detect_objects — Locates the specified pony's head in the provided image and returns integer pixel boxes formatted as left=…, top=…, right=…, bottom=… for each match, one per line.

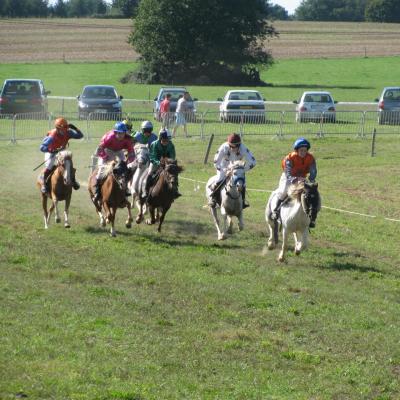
left=56, top=150, right=73, bottom=186
left=134, top=144, right=150, bottom=167
left=301, top=182, right=320, bottom=222
left=227, top=160, right=246, bottom=193
left=161, top=159, right=183, bottom=192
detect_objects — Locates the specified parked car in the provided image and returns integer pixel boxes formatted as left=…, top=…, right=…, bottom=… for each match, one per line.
left=153, top=87, right=197, bottom=122
left=375, top=87, right=400, bottom=125
left=77, top=85, right=123, bottom=119
left=218, top=90, right=266, bottom=123
left=0, top=78, right=50, bottom=115
left=294, top=91, right=337, bottom=123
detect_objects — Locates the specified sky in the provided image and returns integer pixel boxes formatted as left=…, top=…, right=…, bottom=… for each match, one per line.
left=272, top=0, right=301, bottom=15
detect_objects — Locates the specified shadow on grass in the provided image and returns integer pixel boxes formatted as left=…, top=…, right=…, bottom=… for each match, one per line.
left=320, top=261, right=382, bottom=274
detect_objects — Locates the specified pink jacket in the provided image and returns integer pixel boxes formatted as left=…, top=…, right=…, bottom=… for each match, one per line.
left=98, top=130, right=134, bottom=162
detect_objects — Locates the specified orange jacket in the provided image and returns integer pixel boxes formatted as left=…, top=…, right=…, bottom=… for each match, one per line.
left=281, top=151, right=316, bottom=179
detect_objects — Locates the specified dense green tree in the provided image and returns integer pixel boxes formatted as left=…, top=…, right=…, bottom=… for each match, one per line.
left=365, top=0, right=400, bottom=22
left=268, top=3, right=289, bottom=20
left=51, top=0, right=68, bottom=17
left=296, top=0, right=367, bottom=21
left=128, top=0, right=277, bottom=84
left=112, top=0, right=139, bottom=17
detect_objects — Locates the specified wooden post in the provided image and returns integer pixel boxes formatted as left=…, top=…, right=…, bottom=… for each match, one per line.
left=204, top=133, right=214, bottom=164
left=371, top=128, right=376, bottom=157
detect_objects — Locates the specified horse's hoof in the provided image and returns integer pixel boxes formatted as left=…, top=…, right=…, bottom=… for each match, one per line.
left=278, top=255, right=285, bottom=262
left=135, top=216, right=143, bottom=224
left=267, top=242, right=275, bottom=250
left=64, top=223, right=71, bottom=229
left=55, top=218, right=61, bottom=223
left=218, top=234, right=226, bottom=241
left=110, top=232, right=116, bottom=237
left=126, top=222, right=132, bottom=229
left=295, top=249, right=301, bottom=255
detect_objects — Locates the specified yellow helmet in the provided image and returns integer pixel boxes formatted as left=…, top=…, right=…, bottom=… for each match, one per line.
left=123, top=118, right=132, bottom=131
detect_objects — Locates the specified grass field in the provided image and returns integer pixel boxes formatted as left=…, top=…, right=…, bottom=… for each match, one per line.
left=1, top=17, right=400, bottom=400
left=1, top=135, right=400, bottom=399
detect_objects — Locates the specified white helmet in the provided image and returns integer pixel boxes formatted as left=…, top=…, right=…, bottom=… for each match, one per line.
left=141, top=120, right=153, bottom=130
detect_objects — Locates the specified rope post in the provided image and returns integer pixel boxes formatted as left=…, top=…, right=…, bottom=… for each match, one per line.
left=11, top=115, right=16, bottom=144
left=203, top=133, right=214, bottom=164
left=371, top=128, right=376, bottom=157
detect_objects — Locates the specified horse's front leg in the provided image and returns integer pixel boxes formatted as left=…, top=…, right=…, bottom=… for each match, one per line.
left=64, top=195, right=71, bottom=228
left=41, top=194, right=50, bottom=229
left=157, top=206, right=169, bottom=233
left=237, top=211, right=244, bottom=232
left=294, top=230, right=309, bottom=255
left=136, top=199, right=144, bottom=224
left=108, top=207, right=117, bottom=237
left=125, top=200, right=133, bottom=229
left=220, top=207, right=229, bottom=240
left=52, top=198, right=61, bottom=223
left=210, top=206, right=224, bottom=240
left=267, top=220, right=279, bottom=250
left=278, top=228, right=289, bottom=262
left=145, top=205, right=156, bottom=225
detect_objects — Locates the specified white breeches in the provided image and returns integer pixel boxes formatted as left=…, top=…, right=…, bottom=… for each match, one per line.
left=44, top=153, right=57, bottom=170
left=277, top=172, right=290, bottom=200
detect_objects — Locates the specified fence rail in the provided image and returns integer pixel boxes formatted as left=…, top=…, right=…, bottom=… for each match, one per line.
left=1, top=110, right=400, bottom=142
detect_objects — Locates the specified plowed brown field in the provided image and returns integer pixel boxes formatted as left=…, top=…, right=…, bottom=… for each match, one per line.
left=1, top=18, right=400, bottom=63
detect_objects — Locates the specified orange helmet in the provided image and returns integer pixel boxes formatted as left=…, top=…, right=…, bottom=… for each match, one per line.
left=55, top=117, right=68, bottom=131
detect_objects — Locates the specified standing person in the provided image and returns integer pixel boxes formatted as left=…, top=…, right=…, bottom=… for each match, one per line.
left=141, top=129, right=180, bottom=200
left=271, top=137, right=318, bottom=227
left=92, top=121, right=135, bottom=201
left=172, top=91, right=191, bottom=138
left=159, top=93, right=172, bottom=129
left=39, top=117, right=83, bottom=194
left=209, top=133, right=256, bottom=208
left=132, top=120, right=158, bottom=147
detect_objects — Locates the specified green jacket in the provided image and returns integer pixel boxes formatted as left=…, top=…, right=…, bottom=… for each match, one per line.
left=149, top=140, right=176, bottom=166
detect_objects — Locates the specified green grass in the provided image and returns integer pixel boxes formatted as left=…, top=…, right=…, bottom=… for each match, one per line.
left=1, top=136, right=400, bottom=399
left=1, top=56, right=400, bottom=102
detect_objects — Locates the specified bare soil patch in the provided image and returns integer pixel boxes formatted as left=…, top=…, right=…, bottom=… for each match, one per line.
left=1, top=19, right=400, bottom=63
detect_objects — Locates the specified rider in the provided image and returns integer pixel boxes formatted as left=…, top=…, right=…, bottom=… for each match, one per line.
left=39, top=117, right=83, bottom=194
left=209, top=133, right=256, bottom=208
left=132, top=120, right=158, bottom=147
left=92, top=121, right=135, bottom=201
left=141, top=129, right=180, bottom=201
left=271, top=137, right=318, bottom=227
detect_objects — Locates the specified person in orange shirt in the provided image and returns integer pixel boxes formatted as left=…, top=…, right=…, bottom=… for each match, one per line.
left=271, top=137, right=318, bottom=227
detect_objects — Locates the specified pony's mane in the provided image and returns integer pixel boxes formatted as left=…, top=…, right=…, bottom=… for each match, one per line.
left=287, top=181, right=305, bottom=199
left=57, top=150, right=72, bottom=162
left=230, top=160, right=246, bottom=169
left=98, top=161, right=115, bottom=180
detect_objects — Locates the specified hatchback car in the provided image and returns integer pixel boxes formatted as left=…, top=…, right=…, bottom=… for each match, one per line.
left=77, top=85, right=123, bottom=119
left=153, top=87, right=197, bottom=121
left=0, top=79, right=50, bottom=115
left=218, top=90, right=265, bottom=123
left=294, top=91, right=337, bottom=123
left=375, top=87, right=400, bottom=125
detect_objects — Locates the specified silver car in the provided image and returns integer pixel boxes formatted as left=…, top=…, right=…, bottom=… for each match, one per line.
left=375, top=87, right=400, bottom=125
left=294, top=91, right=337, bottom=123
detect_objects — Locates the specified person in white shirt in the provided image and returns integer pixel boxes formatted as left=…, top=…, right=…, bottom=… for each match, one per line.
left=172, top=91, right=191, bottom=137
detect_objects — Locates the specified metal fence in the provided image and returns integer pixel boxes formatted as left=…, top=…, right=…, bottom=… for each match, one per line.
left=1, top=110, right=400, bottom=143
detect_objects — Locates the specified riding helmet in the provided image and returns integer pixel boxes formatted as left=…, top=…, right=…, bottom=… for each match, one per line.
left=159, top=128, right=171, bottom=138
left=122, top=118, right=133, bottom=131
left=293, top=137, right=311, bottom=150
left=55, top=117, right=68, bottom=131
left=159, top=130, right=169, bottom=140
left=141, top=120, right=153, bottom=131
left=114, top=121, right=128, bottom=133
left=227, top=133, right=241, bottom=145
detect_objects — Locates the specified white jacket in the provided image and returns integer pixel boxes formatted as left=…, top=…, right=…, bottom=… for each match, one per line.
left=213, top=142, right=256, bottom=172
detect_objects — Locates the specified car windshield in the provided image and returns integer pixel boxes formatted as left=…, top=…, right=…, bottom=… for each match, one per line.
left=162, top=91, right=192, bottom=102
left=82, top=87, right=117, bottom=99
left=4, top=81, right=40, bottom=96
left=304, top=94, right=332, bottom=103
left=383, top=89, right=400, bottom=101
left=229, top=92, right=262, bottom=101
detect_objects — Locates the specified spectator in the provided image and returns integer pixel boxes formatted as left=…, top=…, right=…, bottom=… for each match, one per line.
left=172, top=91, right=191, bottom=138
left=159, top=93, right=172, bottom=129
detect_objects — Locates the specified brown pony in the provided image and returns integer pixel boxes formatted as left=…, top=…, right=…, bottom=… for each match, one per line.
left=88, top=160, right=133, bottom=237
left=136, top=158, right=183, bottom=232
left=37, top=150, right=75, bottom=229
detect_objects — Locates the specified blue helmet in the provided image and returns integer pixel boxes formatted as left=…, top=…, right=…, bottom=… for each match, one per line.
left=293, top=137, right=311, bottom=150
left=114, top=121, right=127, bottom=133
left=159, top=130, right=169, bottom=140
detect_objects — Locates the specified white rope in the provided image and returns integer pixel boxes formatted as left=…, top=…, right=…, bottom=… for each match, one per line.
left=179, top=176, right=399, bottom=223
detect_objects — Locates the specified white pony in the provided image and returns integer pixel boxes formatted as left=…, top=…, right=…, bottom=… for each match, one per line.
left=265, top=181, right=321, bottom=262
left=206, top=160, right=246, bottom=240
left=128, top=143, right=150, bottom=222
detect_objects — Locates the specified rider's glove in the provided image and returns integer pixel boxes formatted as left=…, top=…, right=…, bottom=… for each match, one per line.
left=68, top=123, right=78, bottom=131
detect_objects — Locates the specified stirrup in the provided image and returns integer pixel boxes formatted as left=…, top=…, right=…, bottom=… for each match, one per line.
left=40, top=184, right=47, bottom=194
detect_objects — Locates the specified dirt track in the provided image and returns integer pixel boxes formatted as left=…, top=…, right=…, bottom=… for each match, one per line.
left=1, top=18, right=400, bottom=63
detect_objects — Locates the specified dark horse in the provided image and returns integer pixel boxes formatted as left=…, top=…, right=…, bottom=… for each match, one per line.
left=136, top=158, right=183, bottom=232
left=37, top=150, right=76, bottom=229
left=88, top=160, right=133, bottom=237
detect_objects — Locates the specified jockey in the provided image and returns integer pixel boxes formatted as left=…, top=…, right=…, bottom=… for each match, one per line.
left=209, top=133, right=256, bottom=208
left=271, top=137, right=318, bottom=227
left=132, top=120, right=158, bottom=147
left=39, top=117, right=83, bottom=194
left=92, top=121, right=135, bottom=201
left=141, top=129, right=180, bottom=200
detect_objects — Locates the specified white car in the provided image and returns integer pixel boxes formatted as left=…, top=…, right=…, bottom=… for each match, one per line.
left=218, top=90, right=266, bottom=123
left=294, top=91, right=337, bottom=123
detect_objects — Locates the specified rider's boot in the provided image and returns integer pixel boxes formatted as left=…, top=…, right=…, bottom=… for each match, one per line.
left=242, top=187, right=249, bottom=209
left=141, top=174, right=152, bottom=201
left=72, top=168, right=80, bottom=190
left=40, top=169, right=51, bottom=194
left=92, top=179, right=102, bottom=202
left=208, top=182, right=221, bottom=208
left=271, top=198, right=284, bottom=221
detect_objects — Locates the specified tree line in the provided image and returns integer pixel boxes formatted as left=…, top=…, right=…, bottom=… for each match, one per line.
left=1, top=0, right=399, bottom=22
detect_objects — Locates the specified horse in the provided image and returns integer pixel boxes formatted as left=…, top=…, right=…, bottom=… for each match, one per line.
left=88, top=160, right=133, bottom=237
left=265, top=181, right=321, bottom=262
left=206, top=160, right=246, bottom=241
left=128, top=143, right=150, bottom=216
left=135, top=158, right=183, bottom=232
left=37, top=150, right=76, bottom=229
